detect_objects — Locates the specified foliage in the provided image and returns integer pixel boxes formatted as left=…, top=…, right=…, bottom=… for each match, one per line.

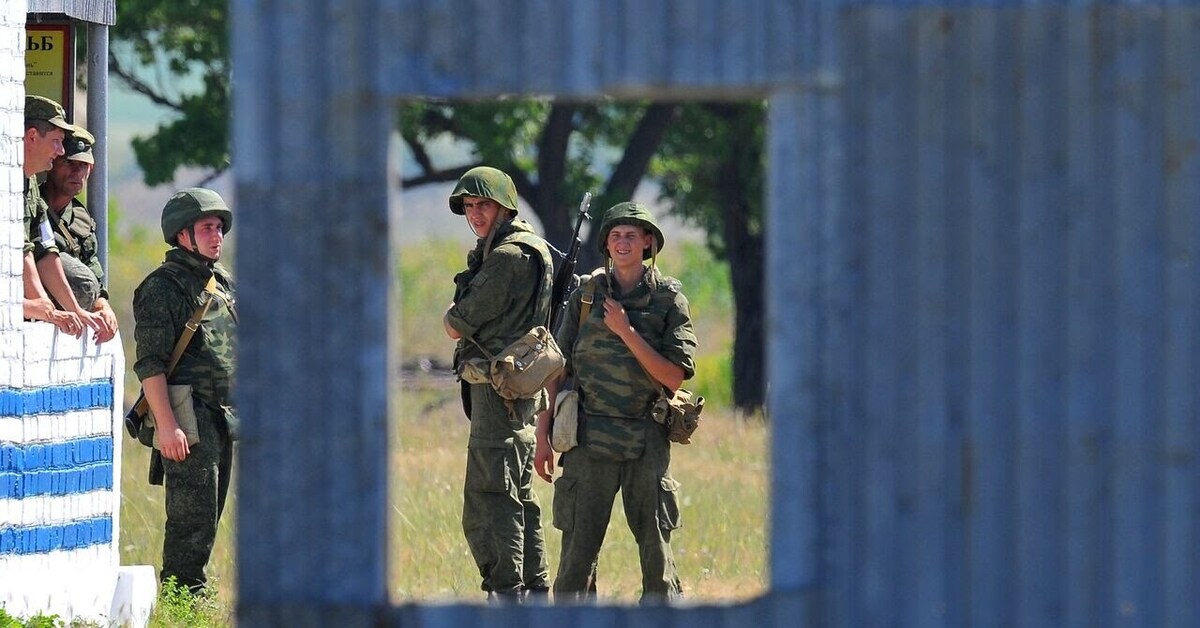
left=0, top=607, right=102, bottom=627
left=653, top=102, right=767, bottom=411
left=653, top=103, right=766, bottom=261
left=398, top=99, right=678, bottom=272
left=110, top=0, right=230, bottom=184
left=402, top=100, right=767, bottom=410
left=149, top=578, right=230, bottom=628
left=395, top=240, right=465, bottom=362
left=108, top=0, right=767, bottom=409
left=691, top=353, right=733, bottom=410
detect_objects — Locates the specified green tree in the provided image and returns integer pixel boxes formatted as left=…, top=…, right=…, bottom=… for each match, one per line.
left=110, top=0, right=230, bottom=185
left=654, top=103, right=766, bottom=411
left=399, top=100, right=678, bottom=271
left=401, top=100, right=766, bottom=411
left=109, top=0, right=767, bottom=410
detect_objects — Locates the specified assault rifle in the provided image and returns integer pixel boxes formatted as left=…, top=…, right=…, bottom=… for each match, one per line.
left=548, top=192, right=591, bottom=332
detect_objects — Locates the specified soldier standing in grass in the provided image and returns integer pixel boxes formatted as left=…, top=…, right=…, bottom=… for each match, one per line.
left=534, top=202, right=698, bottom=602
left=442, top=166, right=552, bottom=602
left=133, top=188, right=238, bottom=595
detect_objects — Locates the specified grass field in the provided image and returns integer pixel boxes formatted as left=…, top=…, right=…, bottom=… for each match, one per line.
left=388, top=383, right=768, bottom=603
left=113, top=236, right=767, bottom=625
left=119, top=403, right=767, bottom=611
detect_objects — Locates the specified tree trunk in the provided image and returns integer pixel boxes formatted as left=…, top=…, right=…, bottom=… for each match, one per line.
left=534, top=104, right=578, bottom=247
left=577, top=103, right=681, bottom=272
left=724, top=208, right=765, bottom=413
left=715, top=147, right=766, bottom=413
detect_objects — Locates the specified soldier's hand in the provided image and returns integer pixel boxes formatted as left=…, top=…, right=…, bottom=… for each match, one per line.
left=534, top=436, right=556, bottom=483
left=49, top=309, right=84, bottom=338
left=76, top=308, right=108, bottom=336
left=601, top=297, right=632, bottom=338
left=159, top=427, right=191, bottom=462
left=91, top=299, right=118, bottom=344
left=443, top=305, right=462, bottom=340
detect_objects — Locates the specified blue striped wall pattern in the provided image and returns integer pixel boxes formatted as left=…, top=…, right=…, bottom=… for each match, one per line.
left=0, top=385, right=116, bottom=542
left=0, top=289, right=148, bottom=622
left=0, top=328, right=129, bottom=607
left=233, top=1, right=1198, bottom=625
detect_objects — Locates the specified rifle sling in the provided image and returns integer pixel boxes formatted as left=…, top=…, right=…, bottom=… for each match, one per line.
left=133, top=275, right=220, bottom=415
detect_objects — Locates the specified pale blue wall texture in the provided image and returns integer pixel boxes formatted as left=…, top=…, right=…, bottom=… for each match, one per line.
left=232, top=1, right=1199, bottom=626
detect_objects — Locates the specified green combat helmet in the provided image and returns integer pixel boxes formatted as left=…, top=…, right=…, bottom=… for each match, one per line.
left=597, top=202, right=665, bottom=260
left=449, top=166, right=519, bottom=215
left=161, top=187, right=233, bottom=245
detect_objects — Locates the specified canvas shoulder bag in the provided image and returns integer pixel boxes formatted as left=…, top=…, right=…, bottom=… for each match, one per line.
left=124, top=274, right=221, bottom=446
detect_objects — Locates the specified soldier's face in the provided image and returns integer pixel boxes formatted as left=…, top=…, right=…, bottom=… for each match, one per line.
left=26, top=127, right=65, bottom=174
left=48, top=157, right=92, bottom=197
left=606, top=225, right=652, bottom=265
left=180, top=215, right=225, bottom=260
left=461, top=196, right=504, bottom=238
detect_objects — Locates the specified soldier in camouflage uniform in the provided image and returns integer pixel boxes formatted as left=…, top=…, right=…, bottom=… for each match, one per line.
left=133, top=188, right=238, bottom=594
left=534, top=202, right=697, bottom=602
left=442, top=166, right=552, bottom=601
left=38, top=124, right=119, bottom=344
left=21, top=95, right=95, bottom=337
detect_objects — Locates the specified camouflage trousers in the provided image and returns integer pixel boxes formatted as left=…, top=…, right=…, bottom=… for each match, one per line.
left=552, top=416, right=683, bottom=602
left=462, top=383, right=550, bottom=599
left=160, top=403, right=233, bottom=593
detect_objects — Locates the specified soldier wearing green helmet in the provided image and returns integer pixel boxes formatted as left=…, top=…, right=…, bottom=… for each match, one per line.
left=534, top=201, right=697, bottom=602
left=443, top=166, right=553, bottom=601
left=133, top=187, right=239, bottom=595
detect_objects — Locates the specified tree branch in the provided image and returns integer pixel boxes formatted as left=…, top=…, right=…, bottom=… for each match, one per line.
left=400, top=164, right=480, bottom=189
left=402, top=131, right=435, bottom=175
left=108, top=52, right=182, bottom=111
left=194, top=167, right=228, bottom=187
left=603, top=103, right=680, bottom=200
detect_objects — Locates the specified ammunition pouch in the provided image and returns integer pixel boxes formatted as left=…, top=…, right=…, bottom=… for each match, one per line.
left=461, top=326, right=566, bottom=400
left=651, top=388, right=705, bottom=445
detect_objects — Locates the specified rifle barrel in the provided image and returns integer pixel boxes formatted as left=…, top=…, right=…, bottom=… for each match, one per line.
left=548, top=192, right=593, bottom=331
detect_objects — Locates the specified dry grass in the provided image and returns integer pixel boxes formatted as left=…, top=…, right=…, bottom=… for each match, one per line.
left=387, top=382, right=769, bottom=604
left=119, top=384, right=767, bottom=613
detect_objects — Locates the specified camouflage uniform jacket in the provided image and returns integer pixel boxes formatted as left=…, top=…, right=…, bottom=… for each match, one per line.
left=38, top=191, right=107, bottom=299
left=133, top=249, right=238, bottom=411
left=447, top=218, right=553, bottom=366
left=23, top=176, right=58, bottom=257
left=556, top=266, right=697, bottom=419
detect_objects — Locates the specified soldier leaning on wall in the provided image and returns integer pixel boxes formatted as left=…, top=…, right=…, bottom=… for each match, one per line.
left=21, top=95, right=111, bottom=340
left=133, top=188, right=239, bottom=596
left=37, top=123, right=119, bottom=344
